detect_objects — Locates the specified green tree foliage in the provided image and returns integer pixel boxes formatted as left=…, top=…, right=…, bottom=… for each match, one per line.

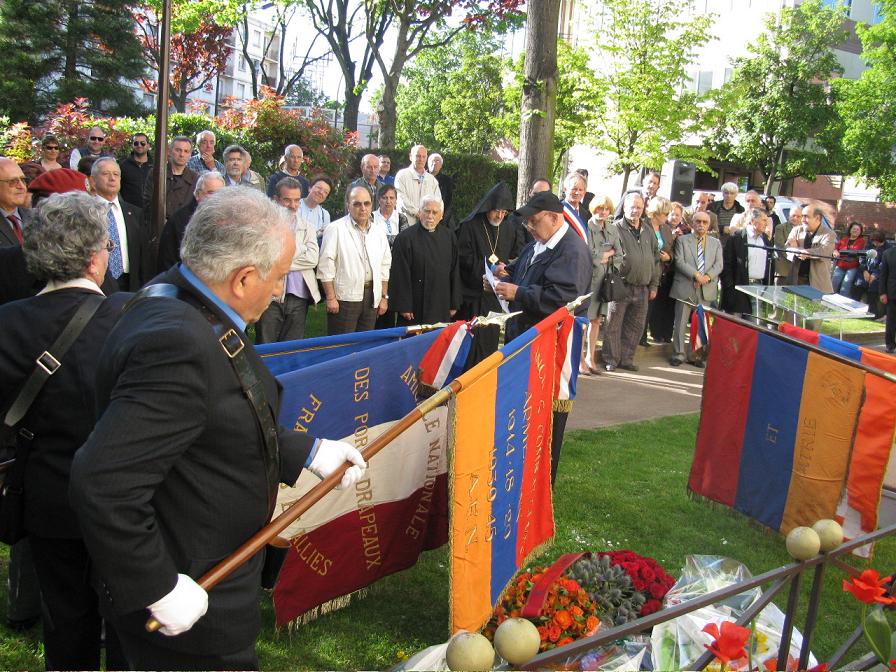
left=0, top=0, right=147, bottom=122
left=587, top=0, right=712, bottom=192
left=707, top=0, right=848, bottom=193
left=837, top=1, right=896, bottom=200
left=393, top=31, right=507, bottom=154
left=502, top=39, right=605, bottom=177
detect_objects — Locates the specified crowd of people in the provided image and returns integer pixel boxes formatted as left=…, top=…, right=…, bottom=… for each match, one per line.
left=2, top=127, right=896, bottom=670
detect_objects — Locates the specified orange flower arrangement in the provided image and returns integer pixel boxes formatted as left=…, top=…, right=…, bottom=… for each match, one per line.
left=483, top=567, right=601, bottom=652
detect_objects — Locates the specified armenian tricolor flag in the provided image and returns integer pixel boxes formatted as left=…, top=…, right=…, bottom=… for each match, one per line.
left=687, top=312, right=895, bottom=534
left=449, top=307, right=575, bottom=633
left=778, top=322, right=896, bottom=540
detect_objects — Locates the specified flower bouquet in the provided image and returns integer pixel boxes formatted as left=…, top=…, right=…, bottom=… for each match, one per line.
left=596, top=550, right=676, bottom=617
left=482, top=566, right=601, bottom=652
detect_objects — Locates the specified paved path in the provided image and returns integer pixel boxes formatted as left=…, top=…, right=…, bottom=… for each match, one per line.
left=568, top=330, right=889, bottom=432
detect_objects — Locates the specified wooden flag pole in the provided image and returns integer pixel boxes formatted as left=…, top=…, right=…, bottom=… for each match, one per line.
left=146, top=379, right=462, bottom=632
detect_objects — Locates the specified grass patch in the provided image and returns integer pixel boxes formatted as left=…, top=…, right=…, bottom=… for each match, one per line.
left=1, top=416, right=888, bottom=669
left=821, top=316, right=884, bottom=335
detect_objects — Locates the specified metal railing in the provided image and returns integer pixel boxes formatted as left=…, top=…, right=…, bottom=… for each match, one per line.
left=522, top=522, right=896, bottom=670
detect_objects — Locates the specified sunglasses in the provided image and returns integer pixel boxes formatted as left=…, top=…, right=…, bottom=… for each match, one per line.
left=89, top=136, right=106, bottom=142
left=133, top=140, right=147, bottom=146
left=43, top=145, right=60, bottom=150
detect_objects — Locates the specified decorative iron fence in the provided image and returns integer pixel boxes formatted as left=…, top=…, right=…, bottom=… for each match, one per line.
left=522, top=523, right=896, bottom=670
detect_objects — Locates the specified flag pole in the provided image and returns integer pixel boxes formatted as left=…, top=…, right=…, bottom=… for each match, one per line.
left=145, top=378, right=464, bottom=632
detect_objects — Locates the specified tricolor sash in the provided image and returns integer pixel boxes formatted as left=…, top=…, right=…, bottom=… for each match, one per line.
left=562, top=200, right=588, bottom=241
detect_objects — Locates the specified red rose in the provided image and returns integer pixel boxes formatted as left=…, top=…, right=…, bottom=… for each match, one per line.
left=650, top=582, right=667, bottom=599
left=641, top=599, right=662, bottom=615
left=639, top=566, right=656, bottom=583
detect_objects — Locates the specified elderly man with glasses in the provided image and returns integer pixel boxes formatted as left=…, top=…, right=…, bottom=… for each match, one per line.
left=68, top=126, right=112, bottom=170
left=0, top=158, right=29, bottom=247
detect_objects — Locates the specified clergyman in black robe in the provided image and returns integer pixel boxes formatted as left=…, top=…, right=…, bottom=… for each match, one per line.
left=456, top=182, right=526, bottom=365
left=389, top=196, right=461, bottom=326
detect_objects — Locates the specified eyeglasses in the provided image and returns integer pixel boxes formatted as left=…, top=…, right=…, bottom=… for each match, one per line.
left=89, top=136, right=106, bottom=142
left=43, top=145, right=60, bottom=151
left=133, top=140, right=147, bottom=146
left=0, top=176, right=26, bottom=187
left=105, top=240, right=117, bottom=252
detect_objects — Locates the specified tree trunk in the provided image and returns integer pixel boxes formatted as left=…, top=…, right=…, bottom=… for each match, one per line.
left=620, top=167, right=632, bottom=195
left=517, top=0, right=561, bottom=206
left=342, top=87, right=361, bottom=134
left=377, top=71, right=400, bottom=149
left=170, top=88, right=187, bottom=113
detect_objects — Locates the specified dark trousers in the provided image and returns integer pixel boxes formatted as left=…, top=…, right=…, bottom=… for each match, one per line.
left=886, top=300, right=896, bottom=351
left=647, top=273, right=675, bottom=341
left=29, top=534, right=127, bottom=671
left=6, top=537, right=41, bottom=623
left=115, top=629, right=258, bottom=671
left=603, top=285, right=649, bottom=367
left=327, top=284, right=377, bottom=335
left=255, top=295, right=310, bottom=344
left=550, top=410, right=569, bottom=485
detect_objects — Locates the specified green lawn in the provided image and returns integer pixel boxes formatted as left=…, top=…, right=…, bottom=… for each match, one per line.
left=1, top=414, right=888, bottom=670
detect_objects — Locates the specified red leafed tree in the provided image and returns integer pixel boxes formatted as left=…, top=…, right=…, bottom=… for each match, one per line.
left=135, top=7, right=233, bottom=112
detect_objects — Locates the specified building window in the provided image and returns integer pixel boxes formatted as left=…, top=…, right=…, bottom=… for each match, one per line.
left=237, top=83, right=247, bottom=99
left=238, top=56, right=248, bottom=72
left=724, top=67, right=733, bottom=84
left=697, top=70, right=714, bottom=94
left=873, top=2, right=884, bottom=23
left=252, top=29, right=262, bottom=48
left=821, top=0, right=851, bottom=8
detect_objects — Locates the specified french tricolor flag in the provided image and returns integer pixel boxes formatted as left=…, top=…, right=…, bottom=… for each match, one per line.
left=555, top=315, right=587, bottom=401
left=419, top=321, right=473, bottom=389
left=562, top=201, right=588, bottom=241
left=689, top=304, right=711, bottom=352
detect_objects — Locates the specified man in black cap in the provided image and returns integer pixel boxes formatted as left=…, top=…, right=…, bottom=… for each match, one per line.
left=457, top=182, right=527, bottom=365
left=494, top=190, right=591, bottom=341
left=492, top=190, right=591, bottom=484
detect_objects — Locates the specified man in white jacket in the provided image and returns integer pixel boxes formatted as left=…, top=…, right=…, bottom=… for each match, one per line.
left=255, top=177, right=320, bottom=343
left=394, top=144, right=441, bottom=227
left=317, top=185, right=391, bottom=334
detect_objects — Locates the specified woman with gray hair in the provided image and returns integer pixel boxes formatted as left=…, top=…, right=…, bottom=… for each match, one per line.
left=0, top=191, right=129, bottom=669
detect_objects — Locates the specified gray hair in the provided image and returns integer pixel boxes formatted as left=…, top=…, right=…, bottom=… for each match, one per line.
left=419, top=195, right=444, bottom=212
left=23, top=192, right=107, bottom=282
left=90, top=156, right=119, bottom=178
left=284, top=144, right=302, bottom=157
left=721, top=182, right=739, bottom=194
left=194, top=170, right=224, bottom=196
left=624, top=191, right=645, bottom=207
left=196, top=130, right=216, bottom=145
left=563, top=171, right=586, bottom=189
left=223, top=144, right=249, bottom=161
left=748, top=207, right=766, bottom=223
left=181, top=186, right=290, bottom=284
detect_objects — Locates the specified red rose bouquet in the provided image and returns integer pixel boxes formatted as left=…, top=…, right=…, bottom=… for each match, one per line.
left=598, top=550, right=676, bottom=616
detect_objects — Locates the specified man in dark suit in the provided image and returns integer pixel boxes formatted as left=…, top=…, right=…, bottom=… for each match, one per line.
left=0, top=158, right=29, bottom=247
left=721, top=207, right=772, bottom=317
left=90, top=157, right=153, bottom=291
left=494, top=191, right=591, bottom=484
left=877, top=244, right=896, bottom=353
left=156, top=170, right=225, bottom=273
left=69, top=187, right=367, bottom=670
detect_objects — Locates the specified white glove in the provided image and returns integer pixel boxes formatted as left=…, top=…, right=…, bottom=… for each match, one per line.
left=148, top=573, right=209, bottom=636
left=309, top=439, right=367, bottom=489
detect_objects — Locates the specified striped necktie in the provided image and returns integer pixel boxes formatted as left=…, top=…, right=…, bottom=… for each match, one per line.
left=696, top=237, right=705, bottom=274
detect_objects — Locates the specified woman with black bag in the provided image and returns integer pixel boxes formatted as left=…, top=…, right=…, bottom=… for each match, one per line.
left=583, top=195, right=623, bottom=374
left=0, top=192, right=129, bottom=669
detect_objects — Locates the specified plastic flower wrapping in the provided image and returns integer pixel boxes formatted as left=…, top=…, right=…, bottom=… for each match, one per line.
left=651, top=555, right=817, bottom=671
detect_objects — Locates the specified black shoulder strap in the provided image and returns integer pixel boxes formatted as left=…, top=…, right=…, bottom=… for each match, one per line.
left=125, top=283, right=280, bottom=487
left=3, top=293, right=104, bottom=431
